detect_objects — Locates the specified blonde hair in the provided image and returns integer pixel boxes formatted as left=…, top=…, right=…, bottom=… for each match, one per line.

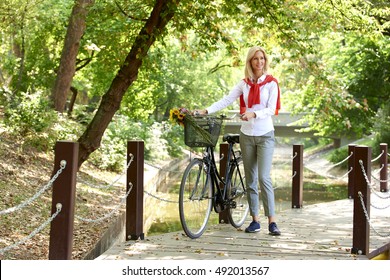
left=244, top=46, right=270, bottom=80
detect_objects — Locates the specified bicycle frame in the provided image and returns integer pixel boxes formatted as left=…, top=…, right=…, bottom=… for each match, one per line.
left=201, top=140, right=245, bottom=211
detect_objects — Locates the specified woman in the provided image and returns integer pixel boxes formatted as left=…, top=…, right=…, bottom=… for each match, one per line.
left=194, top=46, right=281, bottom=235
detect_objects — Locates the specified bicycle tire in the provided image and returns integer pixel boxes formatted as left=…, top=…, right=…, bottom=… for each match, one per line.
left=227, top=156, right=249, bottom=228
left=179, top=158, right=213, bottom=239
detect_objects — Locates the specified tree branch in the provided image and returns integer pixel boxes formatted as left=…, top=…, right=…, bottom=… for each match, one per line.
left=75, top=51, right=95, bottom=71
left=114, top=0, right=147, bottom=21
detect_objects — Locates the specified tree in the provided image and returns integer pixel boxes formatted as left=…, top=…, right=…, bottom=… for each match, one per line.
left=51, top=0, right=95, bottom=112
left=2, top=0, right=388, bottom=167
left=278, top=0, right=390, bottom=139
left=77, top=0, right=180, bottom=167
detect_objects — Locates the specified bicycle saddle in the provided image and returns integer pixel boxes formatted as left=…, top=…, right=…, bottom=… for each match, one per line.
left=223, top=134, right=240, bottom=144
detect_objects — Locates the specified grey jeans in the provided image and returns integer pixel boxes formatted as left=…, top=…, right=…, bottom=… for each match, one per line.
left=240, top=131, right=276, bottom=217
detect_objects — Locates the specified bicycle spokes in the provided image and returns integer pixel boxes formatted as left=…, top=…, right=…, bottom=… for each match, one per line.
left=179, top=159, right=212, bottom=239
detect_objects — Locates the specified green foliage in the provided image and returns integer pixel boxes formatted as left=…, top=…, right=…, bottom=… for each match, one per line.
left=0, top=0, right=73, bottom=92
left=1, top=88, right=84, bottom=151
left=4, top=90, right=57, bottom=136
left=1, top=0, right=389, bottom=166
left=373, top=102, right=390, bottom=156
left=88, top=114, right=182, bottom=172
left=327, top=146, right=349, bottom=169
left=284, top=31, right=388, bottom=139
left=161, top=122, right=185, bottom=158
left=89, top=115, right=147, bottom=171
left=121, top=35, right=242, bottom=124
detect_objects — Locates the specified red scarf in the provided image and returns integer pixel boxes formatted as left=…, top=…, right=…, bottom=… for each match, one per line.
left=240, top=75, right=281, bottom=115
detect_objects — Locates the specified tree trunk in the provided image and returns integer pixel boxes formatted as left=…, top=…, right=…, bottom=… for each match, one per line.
left=51, top=0, right=95, bottom=112
left=77, top=0, right=180, bottom=168
left=68, top=86, right=78, bottom=116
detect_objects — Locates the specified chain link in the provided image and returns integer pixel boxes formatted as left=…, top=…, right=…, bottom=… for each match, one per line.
left=274, top=152, right=297, bottom=167
left=357, top=192, right=390, bottom=238
left=359, top=160, right=390, bottom=199
left=372, top=175, right=389, bottom=184
left=292, top=152, right=298, bottom=160
left=371, top=164, right=389, bottom=183
left=75, top=183, right=133, bottom=223
left=0, top=160, right=67, bottom=215
left=371, top=150, right=384, bottom=163
left=0, top=203, right=62, bottom=254
left=145, top=161, right=184, bottom=174
left=143, top=190, right=179, bottom=203
left=77, top=154, right=134, bottom=189
left=291, top=171, right=297, bottom=179
left=328, top=151, right=353, bottom=169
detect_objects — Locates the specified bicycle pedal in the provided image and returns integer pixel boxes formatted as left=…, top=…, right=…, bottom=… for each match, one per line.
left=229, top=201, right=237, bottom=208
left=214, top=203, right=225, bottom=213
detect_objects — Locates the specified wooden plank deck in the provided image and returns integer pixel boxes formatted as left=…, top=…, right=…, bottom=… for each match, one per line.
left=97, top=195, right=390, bottom=260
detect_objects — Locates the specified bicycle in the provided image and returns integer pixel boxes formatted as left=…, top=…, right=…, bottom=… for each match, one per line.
left=179, top=114, right=249, bottom=239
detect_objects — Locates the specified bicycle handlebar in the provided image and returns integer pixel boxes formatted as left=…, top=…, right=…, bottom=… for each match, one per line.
left=192, top=111, right=237, bottom=120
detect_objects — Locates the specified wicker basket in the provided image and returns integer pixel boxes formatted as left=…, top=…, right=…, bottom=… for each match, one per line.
left=184, top=116, right=222, bottom=147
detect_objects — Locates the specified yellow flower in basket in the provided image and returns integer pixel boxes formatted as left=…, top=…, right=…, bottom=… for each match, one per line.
left=169, top=108, right=188, bottom=126
left=169, top=107, right=217, bottom=147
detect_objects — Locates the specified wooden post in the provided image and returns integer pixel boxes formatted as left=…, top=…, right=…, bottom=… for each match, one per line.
left=219, top=143, right=229, bottom=224
left=351, top=145, right=371, bottom=256
left=379, top=143, right=388, bottom=193
left=292, top=144, right=304, bottom=208
left=49, top=141, right=79, bottom=260
left=348, top=144, right=356, bottom=199
left=126, top=141, right=144, bottom=240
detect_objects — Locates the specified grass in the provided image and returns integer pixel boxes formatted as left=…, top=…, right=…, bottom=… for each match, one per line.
left=0, top=120, right=127, bottom=260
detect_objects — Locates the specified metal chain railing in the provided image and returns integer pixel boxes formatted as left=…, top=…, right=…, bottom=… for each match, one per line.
left=75, top=183, right=133, bottom=223
left=143, top=190, right=179, bottom=203
left=274, top=152, right=298, bottom=170
left=320, top=166, right=354, bottom=181
left=75, top=154, right=137, bottom=223
left=291, top=171, right=297, bottom=179
left=327, top=151, right=353, bottom=169
left=0, top=160, right=67, bottom=215
left=371, top=150, right=384, bottom=163
left=359, top=160, right=390, bottom=200
left=303, top=151, right=353, bottom=181
left=371, top=164, right=389, bottom=183
left=77, top=154, right=134, bottom=189
left=357, top=192, right=390, bottom=238
left=145, top=161, right=184, bottom=174
left=0, top=203, right=62, bottom=254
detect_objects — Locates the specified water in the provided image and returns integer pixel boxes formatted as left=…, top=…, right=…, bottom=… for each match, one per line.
left=147, top=146, right=348, bottom=236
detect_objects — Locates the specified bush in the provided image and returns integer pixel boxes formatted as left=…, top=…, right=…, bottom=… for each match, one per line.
left=161, top=121, right=185, bottom=158
left=372, top=103, right=390, bottom=156
left=4, top=91, right=56, bottom=136
left=3, top=90, right=62, bottom=151
left=327, top=146, right=349, bottom=169
left=89, top=115, right=148, bottom=171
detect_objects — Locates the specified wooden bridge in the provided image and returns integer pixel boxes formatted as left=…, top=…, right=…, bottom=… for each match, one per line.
left=45, top=141, right=389, bottom=261
left=96, top=194, right=389, bottom=260
left=94, top=144, right=389, bottom=260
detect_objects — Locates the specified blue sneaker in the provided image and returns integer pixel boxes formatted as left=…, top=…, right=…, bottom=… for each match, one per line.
left=268, top=222, right=281, bottom=236
left=245, top=221, right=260, bottom=233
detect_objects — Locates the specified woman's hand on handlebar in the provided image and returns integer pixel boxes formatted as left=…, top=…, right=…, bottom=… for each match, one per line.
left=192, top=109, right=208, bottom=116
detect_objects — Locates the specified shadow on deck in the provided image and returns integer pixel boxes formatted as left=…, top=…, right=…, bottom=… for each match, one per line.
left=97, top=195, right=389, bottom=260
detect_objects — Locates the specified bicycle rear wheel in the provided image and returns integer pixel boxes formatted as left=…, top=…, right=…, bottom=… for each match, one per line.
left=227, top=157, right=249, bottom=228
left=179, top=158, right=213, bottom=239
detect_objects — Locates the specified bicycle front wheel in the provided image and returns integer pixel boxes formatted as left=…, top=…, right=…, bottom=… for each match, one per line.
left=227, top=157, right=249, bottom=228
left=179, top=158, right=213, bottom=239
